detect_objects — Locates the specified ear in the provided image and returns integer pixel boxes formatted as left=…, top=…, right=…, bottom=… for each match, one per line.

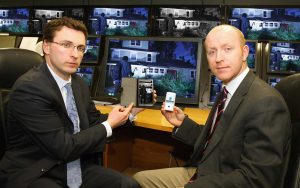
left=43, top=40, right=50, bottom=55
left=242, top=45, right=249, bottom=62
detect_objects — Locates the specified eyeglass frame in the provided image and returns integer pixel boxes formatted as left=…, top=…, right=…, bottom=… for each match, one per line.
left=49, top=41, right=87, bottom=54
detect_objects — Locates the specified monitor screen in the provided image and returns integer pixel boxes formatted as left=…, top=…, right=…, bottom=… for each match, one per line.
left=82, top=36, right=101, bottom=64
left=97, top=37, right=202, bottom=104
left=88, top=7, right=149, bottom=36
left=246, top=41, right=257, bottom=70
left=267, top=76, right=283, bottom=87
left=65, top=8, right=85, bottom=21
left=0, top=8, right=30, bottom=34
left=209, top=74, right=222, bottom=105
left=32, top=8, right=65, bottom=34
left=75, top=66, right=95, bottom=88
left=268, top=42, right=300, bottom=73
left=153, top=6, right=221, bottom=37
left=228, top=8, right=300, bottom=40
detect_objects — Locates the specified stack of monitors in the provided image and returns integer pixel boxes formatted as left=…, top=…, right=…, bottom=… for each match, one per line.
left=0, top=8, right=30, bottom=35
left=228, top=7, right=300, bottom=41
left=88, top=7, right=149, bottom=36
left=97, top=36, right=202, bottom=105
left=268, top=42, right=300, bottom=73
left=153, top=6, right=221, bottom=37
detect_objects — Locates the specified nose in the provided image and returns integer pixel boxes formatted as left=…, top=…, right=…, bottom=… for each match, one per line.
left=215, top=50, right=224, bottom=62
left=70, top=47, right=80, bottom=58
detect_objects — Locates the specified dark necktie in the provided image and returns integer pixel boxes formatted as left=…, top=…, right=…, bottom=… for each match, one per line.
left=203, top=87, right=228, bottom=152
left=188, top=87, right=228, bottom=183
left=65, top=83, right=82, bottom=188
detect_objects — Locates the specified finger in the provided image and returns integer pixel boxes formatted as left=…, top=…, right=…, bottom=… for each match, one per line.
left=112, top=105, right=122, bottom=112
left=124, top=103, right=134, bottom=114
left=119, top=106, right=126, bottom=112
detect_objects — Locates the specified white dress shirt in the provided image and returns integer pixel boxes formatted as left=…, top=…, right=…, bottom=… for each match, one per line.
left=46, top=64, right=113, bottom=137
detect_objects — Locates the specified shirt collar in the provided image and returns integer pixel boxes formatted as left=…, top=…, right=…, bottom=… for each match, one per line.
left=46, top=63, right=71, bottom=90
left=223, top=67, right=249, bottom=96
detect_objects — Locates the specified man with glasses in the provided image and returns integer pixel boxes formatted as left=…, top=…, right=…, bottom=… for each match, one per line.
left=0, top=17, right=140, bottom=188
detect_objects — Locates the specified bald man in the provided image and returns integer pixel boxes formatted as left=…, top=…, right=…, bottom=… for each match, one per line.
left=133, top=25, right=291, bottom=188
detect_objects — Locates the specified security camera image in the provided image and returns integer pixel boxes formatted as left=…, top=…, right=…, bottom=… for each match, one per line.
left=0, top=8, right=29, bottom=34
left=88, top=7, right=148, bottom=36
left=102, top=38, right=200, bottom=105
left=269, top=42, right=300, bottom=73
left=153, top=6, right=221, bottom=37
left=229, top=8, right=300, bottom=40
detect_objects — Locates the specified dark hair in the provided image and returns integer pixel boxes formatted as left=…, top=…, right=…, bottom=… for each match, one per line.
left=43, top=17, right=88, bottom=42
left=122, top=56, right=129, bottom=61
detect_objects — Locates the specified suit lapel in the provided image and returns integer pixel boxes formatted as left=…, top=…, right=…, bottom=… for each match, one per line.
left=40, top=63, right=77, bottom=131
left=199, top=71, right=256, bottom=162
left=40, top=62, right=67, bottom=112
left=190, top=92, right=221, bottom=163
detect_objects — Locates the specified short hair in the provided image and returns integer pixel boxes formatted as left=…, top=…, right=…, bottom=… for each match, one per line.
left=122, top=56, right=129, bottom=61
left=43, top=17, right=88, bottom=42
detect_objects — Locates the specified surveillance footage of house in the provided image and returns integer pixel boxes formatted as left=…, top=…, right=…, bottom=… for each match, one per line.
left=103, top=38, right=199, bottom=102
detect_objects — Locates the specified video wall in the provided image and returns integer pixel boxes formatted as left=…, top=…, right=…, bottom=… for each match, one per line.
left=1, top=5, right=300, bottom=106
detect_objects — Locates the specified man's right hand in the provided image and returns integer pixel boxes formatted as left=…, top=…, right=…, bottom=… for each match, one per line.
left=161, top=102, right=185, bottom=127
left=107, top=103, right=134, bottom=129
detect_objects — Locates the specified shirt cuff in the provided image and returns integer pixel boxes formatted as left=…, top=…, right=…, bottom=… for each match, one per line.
left=128, top=113, right=136, bottom=122
left=102, top=121, right=112, bottom=137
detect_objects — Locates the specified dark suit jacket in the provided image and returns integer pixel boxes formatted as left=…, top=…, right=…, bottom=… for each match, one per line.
left=0, top=62, right=109, bottom=188
left=174, top=71, right=291, bottom=188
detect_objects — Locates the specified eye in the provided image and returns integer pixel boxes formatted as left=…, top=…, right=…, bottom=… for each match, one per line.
left=207, top=50, right=215, bottom=56
left=225, top=47, right=231, bottom=52
left=61, top=42, right=72, bottom=48
left=77, top=45, right=86, bottom=53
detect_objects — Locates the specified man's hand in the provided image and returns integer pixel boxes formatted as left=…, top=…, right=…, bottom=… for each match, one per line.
left=161, top=102, right=185, bottom=127
left=107, top=103, right=134, bottom=129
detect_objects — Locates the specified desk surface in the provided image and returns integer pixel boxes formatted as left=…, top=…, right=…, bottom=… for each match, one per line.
left=96, top=105, right=210, bottom=132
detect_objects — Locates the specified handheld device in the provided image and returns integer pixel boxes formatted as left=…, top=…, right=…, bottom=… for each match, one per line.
left=164, top=92, right=176, bottom=111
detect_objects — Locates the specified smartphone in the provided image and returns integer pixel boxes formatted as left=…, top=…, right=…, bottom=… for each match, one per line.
left=164, top=92, right=176, bottom=111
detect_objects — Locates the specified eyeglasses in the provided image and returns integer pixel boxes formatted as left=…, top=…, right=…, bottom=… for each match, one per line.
left=50, top=41, right=87, bottom=54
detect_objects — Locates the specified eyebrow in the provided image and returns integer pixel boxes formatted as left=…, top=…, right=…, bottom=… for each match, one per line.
left=60, top=40, right=86, bottom=46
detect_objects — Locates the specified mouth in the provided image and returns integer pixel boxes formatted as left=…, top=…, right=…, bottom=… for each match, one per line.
left=66, top=62, right=79, bottom=67
left=216, top=67, right=229, bottom=71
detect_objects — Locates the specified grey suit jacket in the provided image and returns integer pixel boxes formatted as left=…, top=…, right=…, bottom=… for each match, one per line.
left=0, top=62, right=109, bottom=188
left=174, top=71, right=291, bottom=188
